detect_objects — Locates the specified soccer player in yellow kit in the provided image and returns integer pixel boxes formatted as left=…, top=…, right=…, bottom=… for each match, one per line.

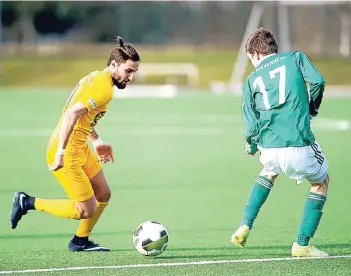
left=10, top=37, right=140, bottom=252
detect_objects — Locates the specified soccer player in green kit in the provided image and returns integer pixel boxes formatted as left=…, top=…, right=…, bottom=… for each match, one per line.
left=231, top=28, right=329, bottom=257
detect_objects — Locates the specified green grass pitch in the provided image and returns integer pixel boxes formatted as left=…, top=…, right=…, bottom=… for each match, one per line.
left=0, top=89, right=350, bottom=275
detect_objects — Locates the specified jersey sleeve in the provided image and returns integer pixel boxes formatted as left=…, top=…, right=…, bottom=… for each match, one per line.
left=242, top=78, right=260, bottom=144
left=295, top=51, right=325, bottom=117
left=80, top=75, right=112, bottom=112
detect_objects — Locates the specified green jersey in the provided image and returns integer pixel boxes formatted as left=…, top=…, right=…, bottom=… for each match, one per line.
left=242, top=51, right=325, bottom=148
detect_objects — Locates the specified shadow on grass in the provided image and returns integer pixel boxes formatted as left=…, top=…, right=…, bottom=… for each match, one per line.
left=156, top=244, right=351, bottom=260
left=2, top=232, right=349, bottom=260
left=0, top=231, right=129, bottom=240
left=167, top=243, right=351, bottom=251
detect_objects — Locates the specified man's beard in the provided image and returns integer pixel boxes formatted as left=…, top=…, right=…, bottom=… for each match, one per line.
left=113, top=78, right=127, bottom=89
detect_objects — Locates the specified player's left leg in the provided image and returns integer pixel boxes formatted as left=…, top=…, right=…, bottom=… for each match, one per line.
left=231, top=175, right=277, bottom=247
left=70, top=147, right=111, bottom=252
left=72, top=170, right=111, bottom=247
left=232, top=147, right=280, bottom=247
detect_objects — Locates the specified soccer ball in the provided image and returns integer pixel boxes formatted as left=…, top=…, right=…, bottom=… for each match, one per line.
left=133, top=221, right=169, bottom=256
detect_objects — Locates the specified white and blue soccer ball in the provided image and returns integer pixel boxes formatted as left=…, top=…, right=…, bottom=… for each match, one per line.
left=133, top=221, right=169, bottom=256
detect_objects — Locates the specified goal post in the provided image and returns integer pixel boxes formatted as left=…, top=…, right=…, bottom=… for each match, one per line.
left=228, top=2, right=264, bottom=93
left=228, top=0, right=351, bottom=94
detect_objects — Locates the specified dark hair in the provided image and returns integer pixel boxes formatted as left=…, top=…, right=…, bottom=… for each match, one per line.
left=245, top=27, right=278, bottom=56
left=107, top=36, right=140, bottom=65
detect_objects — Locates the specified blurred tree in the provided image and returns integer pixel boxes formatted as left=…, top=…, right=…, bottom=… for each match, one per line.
left=34, top=2, right=102, bottom=36
left=34, top=2, right=76, bottom=35
left=2, top=1, right=101, bottom=43
left=1, top=2, right=18, bottom=27
left=13, top=1, right=43, bottom=43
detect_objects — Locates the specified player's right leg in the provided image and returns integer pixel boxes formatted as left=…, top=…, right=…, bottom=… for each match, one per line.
left=10, top=166, right=97, bottom=229
left=291, top=143, right=329, bottom=257
left=291, top=175, right=329, bottom=257
left=9, top=191, right=85, bottom=229
left=10, top=165, right=110, bottom=251
left=231, top=147, right=280, bottom=247
left=9, top=141, right=82, bottom=229
left=10, top=142, right=107, bottom=251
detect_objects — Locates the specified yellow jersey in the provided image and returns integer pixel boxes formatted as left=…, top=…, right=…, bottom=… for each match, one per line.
left=49, top=68, right=113, bottom=148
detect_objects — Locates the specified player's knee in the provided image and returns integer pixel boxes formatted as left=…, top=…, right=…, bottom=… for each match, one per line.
left=270, top=175, right=278, bottom=183
left=80, top=211, right=91, bottom=219
left=77, top=200, right=97, bottom=219
left=261, top=174, right=278, bottom=184
left=95, top=187, right=112, bottom=202
left=323, top=175, right=330, bottom=186
left=310, top=175, right=329, bottom=195
left=80, top=206, right=96, bottom=219
left=320, top=175, right=330, bottom=188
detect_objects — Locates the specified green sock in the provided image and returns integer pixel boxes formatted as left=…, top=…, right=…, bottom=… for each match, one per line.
left=241, top=176, right=273, bottom=230
left=297, top=192, right=326, bottom=246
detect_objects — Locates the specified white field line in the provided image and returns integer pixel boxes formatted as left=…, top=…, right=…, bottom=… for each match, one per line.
left=1, top=255, right=351, bottom=274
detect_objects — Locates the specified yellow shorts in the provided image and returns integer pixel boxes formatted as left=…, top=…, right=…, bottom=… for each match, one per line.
left=46, top=131, right=102, bottom=202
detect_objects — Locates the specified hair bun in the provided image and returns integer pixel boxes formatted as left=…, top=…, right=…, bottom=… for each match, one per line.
left=115, top=36, right=125, bottom=48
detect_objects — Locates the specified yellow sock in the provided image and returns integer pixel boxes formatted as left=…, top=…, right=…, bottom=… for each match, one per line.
left=76, top=201, right=109, bottom=237
left=34, top=198, right=81, bottom=220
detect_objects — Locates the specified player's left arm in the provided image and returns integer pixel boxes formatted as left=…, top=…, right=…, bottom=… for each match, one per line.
left=89, top=127, right=100, bottom=143
left=81, top=78, right=114, bottom=163
left=296, top=51, right=326, bottom=118
left=89, top=128, right=114, bottom=163
left=242, top=79, right=259, bottom=155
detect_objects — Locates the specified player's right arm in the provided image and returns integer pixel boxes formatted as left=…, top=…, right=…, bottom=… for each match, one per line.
left=296, top=51, right=326, bottom=118
left=242, top=78, right=259, bottom=155
left=49, top=103, right=88, bottom=171
left=49, top=74, right=112, bottom=171
left=58, top=103, right=88, bottom=150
